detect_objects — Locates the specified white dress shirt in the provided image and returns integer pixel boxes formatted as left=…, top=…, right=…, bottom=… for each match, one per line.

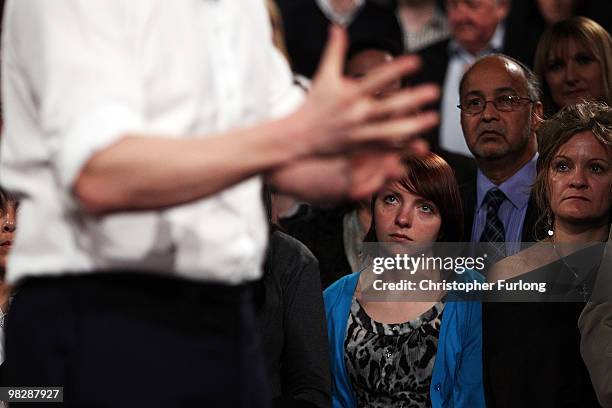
left=439, top=24, right=505, bottom=156
left=0, top=0, right=304, bottom=284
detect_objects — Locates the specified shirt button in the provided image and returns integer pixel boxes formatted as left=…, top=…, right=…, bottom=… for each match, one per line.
left=435, top=383, right=441, bottom=392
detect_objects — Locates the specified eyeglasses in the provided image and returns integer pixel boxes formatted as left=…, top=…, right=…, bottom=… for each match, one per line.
left=457, top=95, right=534, bottom=115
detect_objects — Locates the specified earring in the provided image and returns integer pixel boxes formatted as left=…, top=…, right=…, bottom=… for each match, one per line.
left=547, top=213, right=554, bottom=237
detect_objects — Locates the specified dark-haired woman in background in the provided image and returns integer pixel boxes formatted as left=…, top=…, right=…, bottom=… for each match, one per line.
left=324, top=152, right=484, bottom=408
left=534, top=16, right=612, bottom=117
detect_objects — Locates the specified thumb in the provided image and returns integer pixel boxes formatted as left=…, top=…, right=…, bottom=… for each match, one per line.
left=314, top=25, right=348, bottom=81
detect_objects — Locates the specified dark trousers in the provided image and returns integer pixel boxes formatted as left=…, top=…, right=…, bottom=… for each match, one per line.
left=2, top=272, right=270, bottom=407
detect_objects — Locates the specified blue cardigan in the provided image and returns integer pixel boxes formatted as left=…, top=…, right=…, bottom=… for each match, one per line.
left=324, top=272, right=485, bottom=408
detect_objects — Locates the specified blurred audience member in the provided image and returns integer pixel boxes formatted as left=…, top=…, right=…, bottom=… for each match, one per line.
left=412, top=0, right=522, bottom=156
left=282, top=203, right=364, bottom=290
left=324, top=153, right=484, bottom=407
left=396, top=0, right=450, bottom=52
left=0, top=189, right=17, bottom=281
left=275, top=0, right=402, bottom=78
left=258, top=187, right=331, bottom=407
left=0, top=187, right=16, bottom=364
left=257, top=230, right=331, bottom=408
left=580, top=300, right=612, bottom=408
left=534, top=16, right=612, bottom=117
left=504, top=0, right=612, bottom=77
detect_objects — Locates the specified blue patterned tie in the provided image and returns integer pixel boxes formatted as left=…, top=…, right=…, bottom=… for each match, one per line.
left=479, top=188, right=507, bottom=264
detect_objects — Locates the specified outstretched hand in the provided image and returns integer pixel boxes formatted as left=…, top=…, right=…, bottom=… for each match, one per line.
left=294, top=25, right=439, bottom=156
left=277, top=26, right=439, bottom=201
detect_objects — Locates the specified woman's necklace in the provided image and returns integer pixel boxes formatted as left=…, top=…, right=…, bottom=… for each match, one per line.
left=551, top=238, right=591, bottom=302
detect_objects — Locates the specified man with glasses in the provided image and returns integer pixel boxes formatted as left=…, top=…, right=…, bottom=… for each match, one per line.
left=458, top=54, right=542, bottom=248
left=458, top=54, right=548, bottom=407
left=275, top=0, right=402, bottom=78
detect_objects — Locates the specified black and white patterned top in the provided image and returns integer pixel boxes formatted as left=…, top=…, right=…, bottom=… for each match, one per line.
left=344, top=298, right=444, bottom=408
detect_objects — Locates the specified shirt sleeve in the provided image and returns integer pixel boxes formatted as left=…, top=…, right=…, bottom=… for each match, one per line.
left=264, top=35, right=305, bottom=120
left=5, top=0, right=145, bottom=192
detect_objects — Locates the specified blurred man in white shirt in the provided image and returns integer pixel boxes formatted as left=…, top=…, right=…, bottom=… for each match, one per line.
left=0, top=0, right=439, bottom=406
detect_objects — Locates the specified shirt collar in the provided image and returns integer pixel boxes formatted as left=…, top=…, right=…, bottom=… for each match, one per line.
left=448, top=21, right=506, bottom=59
left=316, top=0, right=366, bottom=25
left=476, top=152, right=538, bottom=210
